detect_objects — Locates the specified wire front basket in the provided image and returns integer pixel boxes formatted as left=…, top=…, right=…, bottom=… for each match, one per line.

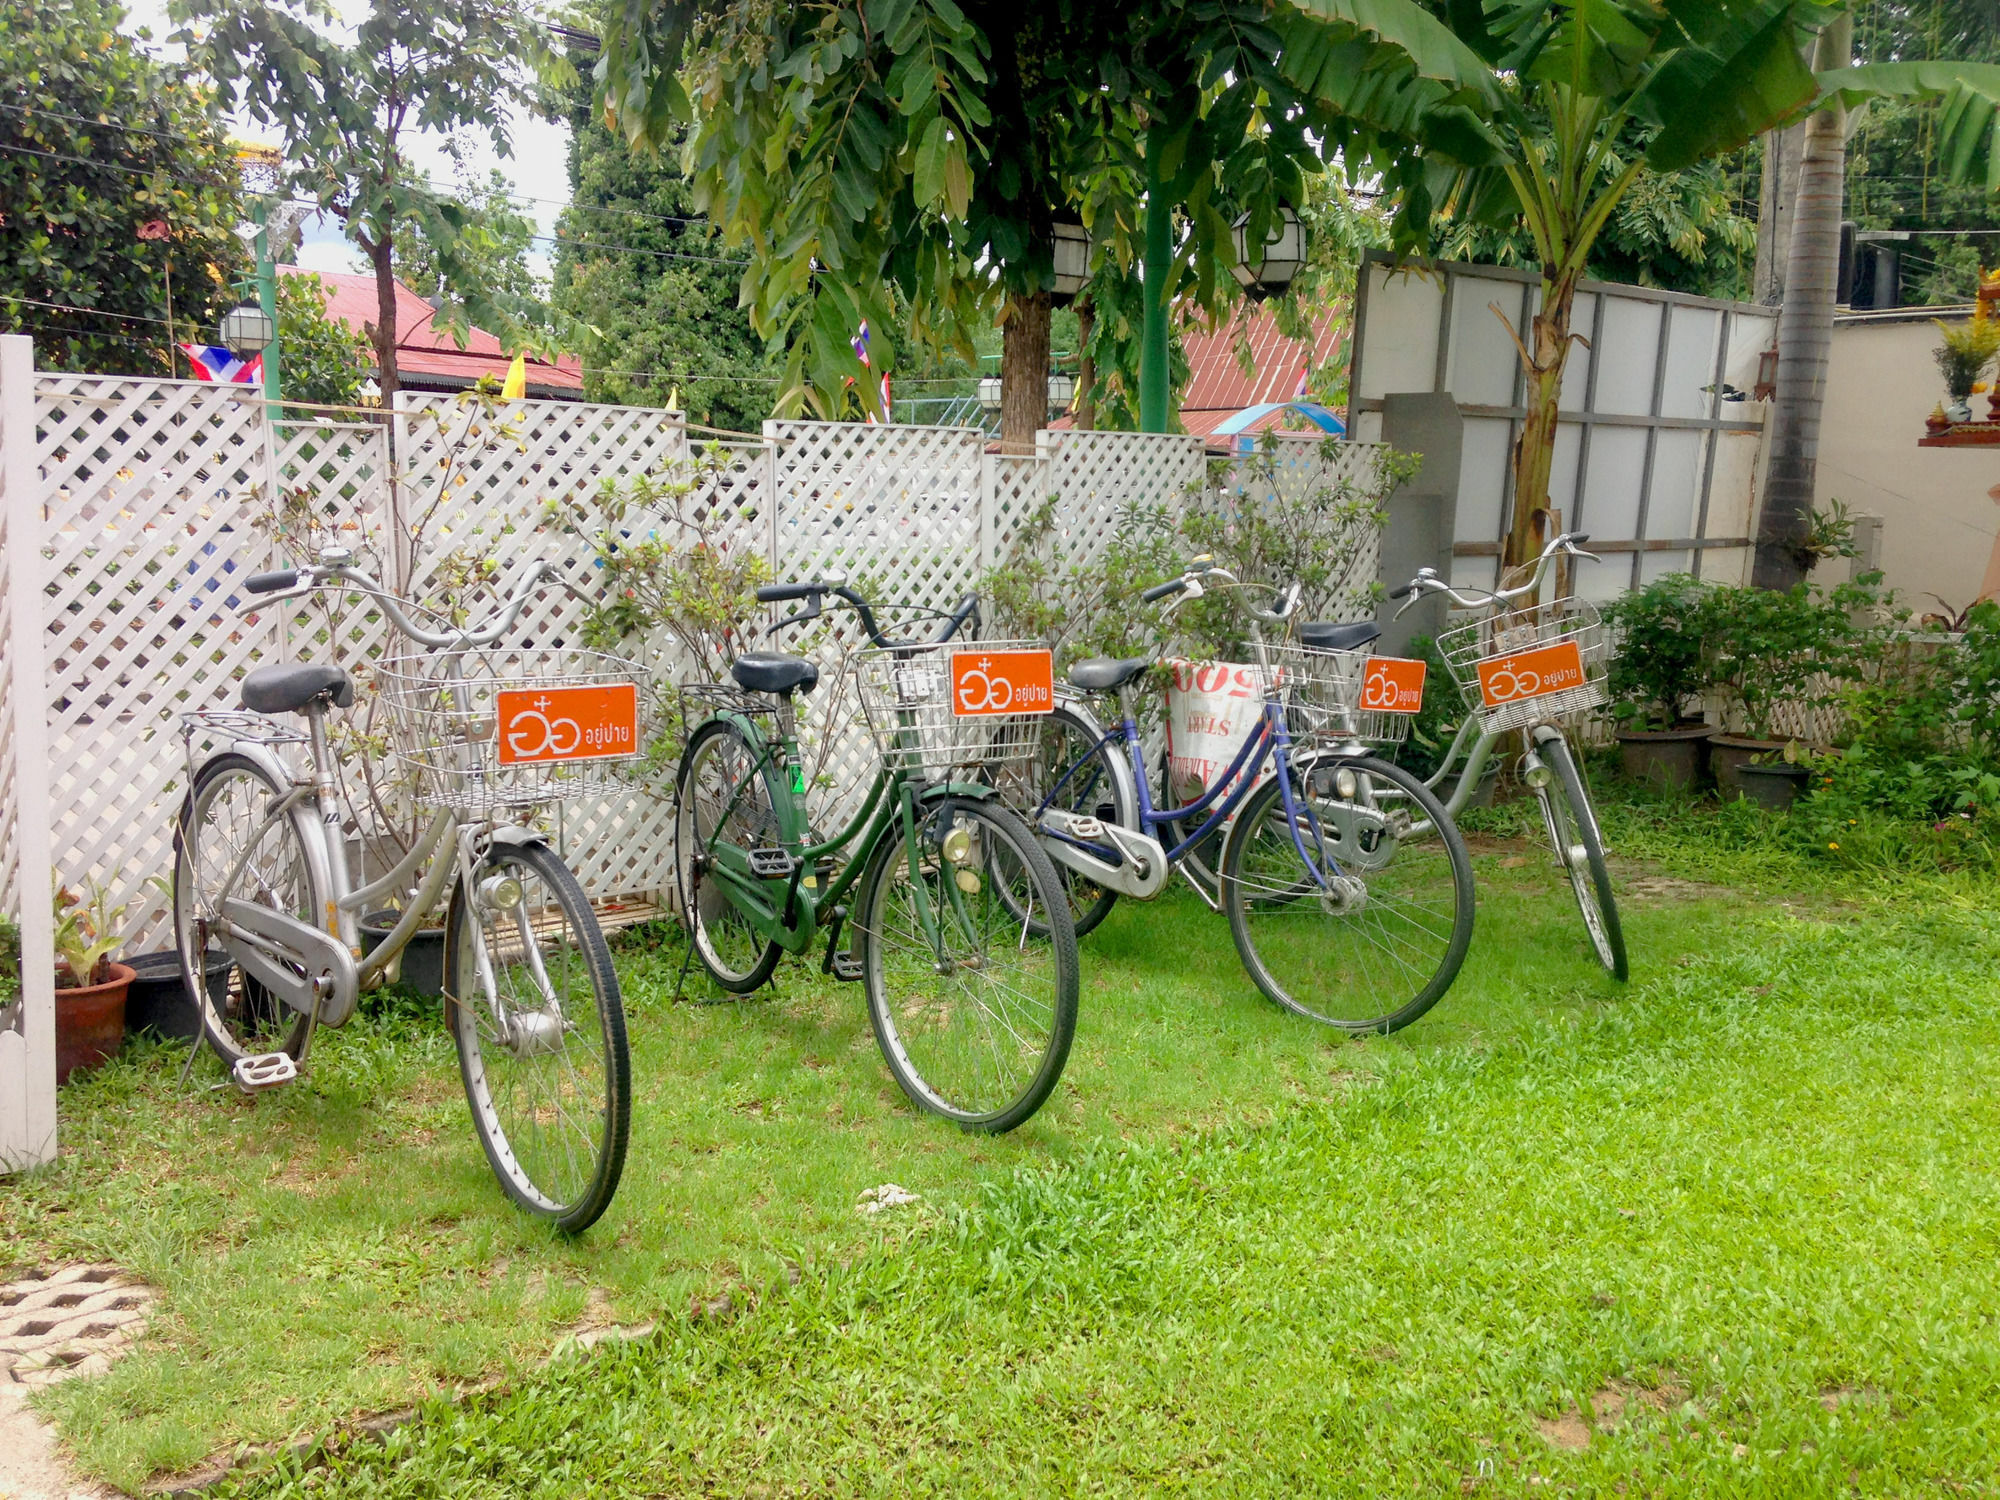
left=851, top=640, right=1050, bottom=780
left=375, top=649, right=645, bottom=815
left=1436, top=598, right=1610, bottom=735
left=1255, top=644, right=1416, bottom=748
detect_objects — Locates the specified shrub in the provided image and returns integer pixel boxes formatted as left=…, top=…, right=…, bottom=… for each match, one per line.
left=1600, top=573, right=1715, bottom=730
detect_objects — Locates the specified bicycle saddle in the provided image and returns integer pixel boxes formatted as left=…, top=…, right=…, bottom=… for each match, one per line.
left=239, top=662, right=354, bottom=714
left=731, top=652, right=820, bottom=696
left=1300, top=621, right=1382, bottom=652
left=1066, top=656, right=1152, bottom=692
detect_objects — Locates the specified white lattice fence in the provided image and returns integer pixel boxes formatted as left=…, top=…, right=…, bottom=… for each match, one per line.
left=6, top=362, right=1402, bottom=964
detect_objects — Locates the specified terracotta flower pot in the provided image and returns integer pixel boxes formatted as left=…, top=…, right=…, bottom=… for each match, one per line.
left=55, top=962, right=135, bottom=1084
left=1615, top=723, right=1715, bottom=791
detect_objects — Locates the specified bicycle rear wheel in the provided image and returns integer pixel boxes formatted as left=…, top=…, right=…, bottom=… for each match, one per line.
left=1535, top=733, right=1628, bottom=980
left=855, top=796, right=1079, bottom=1132
left=172, top=752, right=320, bottom=1065
left=991, top=702, right=1134, bottom=937
left=1157, top=752, right=1226, bottom=905
left=674, top=717, right=784, bottom=993
left=1222, top=755, right=1474, bottom=1034
left=445, top=839, right=630, bottom=1233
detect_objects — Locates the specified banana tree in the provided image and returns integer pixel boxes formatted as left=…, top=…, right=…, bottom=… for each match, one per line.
left=1355, top=1, right=2000, bottom=580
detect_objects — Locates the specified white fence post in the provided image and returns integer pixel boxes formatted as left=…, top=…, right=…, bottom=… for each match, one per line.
left=0, top=335, right=57, bottom=1173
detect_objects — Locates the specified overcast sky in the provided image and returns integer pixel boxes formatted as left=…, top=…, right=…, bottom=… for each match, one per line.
left=120, top=0, right=571, bottom=282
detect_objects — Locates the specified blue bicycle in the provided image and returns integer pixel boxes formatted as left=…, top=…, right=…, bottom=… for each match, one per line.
left=1006, top=560, right=1475, bottom=1034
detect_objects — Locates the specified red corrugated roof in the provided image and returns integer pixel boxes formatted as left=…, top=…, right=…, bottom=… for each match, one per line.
left=284, top=267, right=583, bottom=395
left=1051, top=302, right=1347, bottom=451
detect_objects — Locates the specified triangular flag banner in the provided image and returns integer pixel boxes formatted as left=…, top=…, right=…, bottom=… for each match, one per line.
left=180, top=343, right=262, bottom=384
left=501, top=353, right=528, bottom=400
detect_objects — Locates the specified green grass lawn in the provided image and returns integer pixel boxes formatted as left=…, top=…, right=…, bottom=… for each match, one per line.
left=10, top=796, right=2000, bottom=1495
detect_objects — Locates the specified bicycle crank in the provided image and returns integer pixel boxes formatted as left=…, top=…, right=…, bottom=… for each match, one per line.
left=1036, top=810, right=1170, bottom=899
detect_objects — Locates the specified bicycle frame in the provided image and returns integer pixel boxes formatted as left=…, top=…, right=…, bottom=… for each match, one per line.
left=686, top=709, right=997, bottom=961
left=1036, top=691, right=1337, bottom=898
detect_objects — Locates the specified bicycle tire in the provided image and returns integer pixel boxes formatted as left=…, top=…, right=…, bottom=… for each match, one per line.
left=855, top=796, right=1080, bottom=1132
left=444, top=839, right=631, bottom=1233
left=1221, top=754, right=1474, bottom=1034
left=172, top=752, right=321, bottom=1065
left=674, top=717, right=784, bottom=993
left=992, top=703, right=1134, bottom=938
left=1536, top=734, right=1628, bottom=981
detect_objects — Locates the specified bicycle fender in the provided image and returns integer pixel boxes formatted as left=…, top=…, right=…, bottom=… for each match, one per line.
left=920, top=780, right=998, bottom=804
left=488, top=825, right=548, bottom=848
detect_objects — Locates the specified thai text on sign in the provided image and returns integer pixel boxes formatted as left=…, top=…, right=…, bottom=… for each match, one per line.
left=496, top=682, right=640, bottom=765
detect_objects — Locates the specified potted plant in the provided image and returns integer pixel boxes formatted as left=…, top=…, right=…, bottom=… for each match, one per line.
left=1704, top=584, right=1856, bottom=799
left=1736, top=740, right=1819, bottom=812
left=53, top=880, right=135, bottom=1083
left=1601, top=573, right=1717, bottom=789
left=1933, top=308, right=2000, bottom=423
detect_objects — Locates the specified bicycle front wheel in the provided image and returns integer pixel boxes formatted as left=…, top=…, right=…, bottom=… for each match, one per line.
left=1222, top=755, right=1474, bottom=1034
left=856, top=797, right=1079, bottom=1132
left=1535, top=734, right=1628, bottom=980
left=173, top=752, right=322, bottom=1065
left=445, top=840, right=630, bottom=1233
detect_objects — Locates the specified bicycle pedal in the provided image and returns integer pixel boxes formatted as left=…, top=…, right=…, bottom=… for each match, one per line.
left=748, top=847, right=800, bottom=878
left=231, top=1052, right=298, bottom=1093
left=829, top=952, right=864, bottom=983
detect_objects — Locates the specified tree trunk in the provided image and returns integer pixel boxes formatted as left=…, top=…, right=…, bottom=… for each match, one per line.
left=1503, top=266, right=1585, bottom=581
left=999, top=289, right=1051, bottom=454
left=365, top=232, right=401, bottom=408
left=1754, top=121, right=1807, bottom=306
left=1755, top=15, right=1850, bottom=591
left=1075, top=297, right=1096, bottom=430
left=1138, top=119, right=1173, bottom=433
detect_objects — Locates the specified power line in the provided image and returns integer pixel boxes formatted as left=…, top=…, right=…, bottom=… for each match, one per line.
left=4, top=97, right=729, bottom=236
left=0, top=294, right=182, bottom=328
left=535, top=229, right=747, bottom=267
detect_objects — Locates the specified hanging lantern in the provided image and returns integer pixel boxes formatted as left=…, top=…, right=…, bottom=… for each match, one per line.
left=1046, top=370, right=1076, bottom=414
left=978, top=376, right=1004, bottom=412
left=1230, top=207, right=1305, bottom=300
left=219, top=301, right=276, bottom=353
left=1051, top=221, right=1091, bottom=304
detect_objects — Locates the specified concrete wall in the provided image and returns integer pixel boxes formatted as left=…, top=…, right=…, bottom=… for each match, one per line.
left=1817, top=310, right=2000, bottom=610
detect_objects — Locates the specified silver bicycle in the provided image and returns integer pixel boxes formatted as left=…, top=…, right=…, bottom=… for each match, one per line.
left=172, top=547, right=635, bottom=1231
left=1392, top=531, right=1627, bottom=980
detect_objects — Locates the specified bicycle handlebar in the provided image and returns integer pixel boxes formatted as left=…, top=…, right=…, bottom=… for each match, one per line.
left=760, top=580, right=981, bottom=650
left=244, top=569, right=301, bottom=595
left=1140, top=561, right=1300, bottom=625
left=1390, top=531, right=1599, bottom=616
left=239, top=549, right=556, bottom=649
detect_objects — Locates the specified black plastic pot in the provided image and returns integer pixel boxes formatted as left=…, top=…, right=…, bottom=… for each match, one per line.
left=124, top=950, right=231, bottom=1042
left=1709, top=735, right=1788, bottom=800
left=360, top=911, right=448, bottom=997
left=1440, top=756, right=1503, bottom=809
left=1734, top=761, right=1812, bottom=812
left=1615, top=723, right=1715, bottom=791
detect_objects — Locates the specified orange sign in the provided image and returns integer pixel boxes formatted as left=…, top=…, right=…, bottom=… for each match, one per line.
left=1474, top=639, right=1586, bottom=709
left=1360, top=656, right=1427, bottom=714
left=496, top=682, right=640, bottom=765
left=950, top=650, right=1055, bottom=717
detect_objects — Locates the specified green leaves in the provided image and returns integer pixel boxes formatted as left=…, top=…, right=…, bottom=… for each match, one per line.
left=1816, top=61, right=2000, bottom=194
left=1283, top=0, right=1504, bottom=103
left=912, top=117, right=970, bottom=218
left=1636, top=1, right=1820, bottom=171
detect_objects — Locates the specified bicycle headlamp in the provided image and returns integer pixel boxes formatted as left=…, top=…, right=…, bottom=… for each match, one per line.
left=1521, top=755, right=1554, bottom=790
left=1335, top=767, right=1358, bottom=800
left=478, top=873, right=525, bottom=911
left=941, top=827, right=974, bottom=865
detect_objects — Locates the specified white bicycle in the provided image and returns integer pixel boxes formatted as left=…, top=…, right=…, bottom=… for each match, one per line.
left=173, top=547, right=635, bottom=1231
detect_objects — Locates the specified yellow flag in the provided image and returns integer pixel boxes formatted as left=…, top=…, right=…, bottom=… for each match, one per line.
left=501, top=353, right=528, bottom=400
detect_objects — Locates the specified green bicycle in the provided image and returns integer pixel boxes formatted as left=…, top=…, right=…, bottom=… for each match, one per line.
left=673, top=581, right=1080, bottom=1132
